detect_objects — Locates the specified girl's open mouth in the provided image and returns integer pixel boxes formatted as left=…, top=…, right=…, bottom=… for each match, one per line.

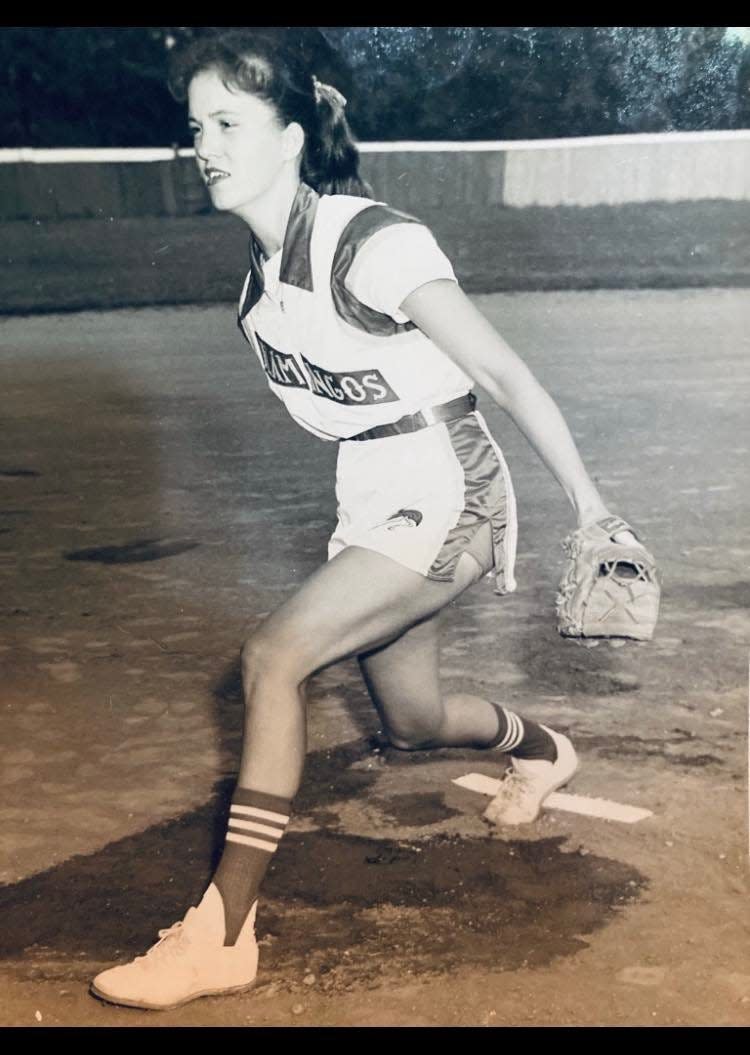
left=205, top=168, right=230, bottom=186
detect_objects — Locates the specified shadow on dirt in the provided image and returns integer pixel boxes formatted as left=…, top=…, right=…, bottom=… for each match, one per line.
left=0, top=740, right=646, bottom=988
left=508, top=616, right=648, bottom=698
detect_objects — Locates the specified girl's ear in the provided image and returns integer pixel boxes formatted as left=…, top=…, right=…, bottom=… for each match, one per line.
left=283, top=121, right=305, bottom=161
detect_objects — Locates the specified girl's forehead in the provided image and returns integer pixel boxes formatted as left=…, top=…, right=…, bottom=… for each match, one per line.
left=188, top=68, right=274, bottom=119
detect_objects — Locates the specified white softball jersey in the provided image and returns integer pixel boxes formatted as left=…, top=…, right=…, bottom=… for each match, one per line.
left=236, top=182, right=517, bottom=593
left=237, top=182, right=474, bottom=441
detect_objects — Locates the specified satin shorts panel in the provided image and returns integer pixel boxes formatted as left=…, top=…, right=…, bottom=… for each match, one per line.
left=327, top=411, right=518, bottom=595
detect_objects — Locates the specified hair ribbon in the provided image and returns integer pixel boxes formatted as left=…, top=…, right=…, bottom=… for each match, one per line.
left=312, top=75, right=347, bottom=114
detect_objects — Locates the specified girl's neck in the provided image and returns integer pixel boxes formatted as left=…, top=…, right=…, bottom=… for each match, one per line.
left=234, top=168, right=301, bottom=259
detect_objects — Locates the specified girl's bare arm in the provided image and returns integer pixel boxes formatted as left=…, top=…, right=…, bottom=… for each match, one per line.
left=401, top=279, right=634, bottom=537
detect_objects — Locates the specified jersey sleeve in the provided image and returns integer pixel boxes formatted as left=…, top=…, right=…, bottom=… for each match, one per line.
left=344, top=222, right=457, bottom=324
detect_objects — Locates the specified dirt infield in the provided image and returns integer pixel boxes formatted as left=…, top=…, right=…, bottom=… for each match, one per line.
left=2, top=199, right=750, bottom=316
left=0, top=290, right=748, bottom=1026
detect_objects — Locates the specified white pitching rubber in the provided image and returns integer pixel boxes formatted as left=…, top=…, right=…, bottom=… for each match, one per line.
left=453, top=773, right=653, bottom=823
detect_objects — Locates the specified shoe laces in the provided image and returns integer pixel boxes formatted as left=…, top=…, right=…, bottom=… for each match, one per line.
left=137, top=910, right=196, bottom=967
left=495, top=766, right=531, bottom=801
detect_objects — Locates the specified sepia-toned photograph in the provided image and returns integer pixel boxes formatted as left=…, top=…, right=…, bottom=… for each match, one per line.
left=0, top=25, right=748, bottom=1028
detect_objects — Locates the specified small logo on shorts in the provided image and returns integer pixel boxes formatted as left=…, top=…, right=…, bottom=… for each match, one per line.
left=386, top=508, right=423, bottom=530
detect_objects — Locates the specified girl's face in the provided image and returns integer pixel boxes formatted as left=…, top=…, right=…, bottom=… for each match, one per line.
left=187, top=67, right=300, bottom=217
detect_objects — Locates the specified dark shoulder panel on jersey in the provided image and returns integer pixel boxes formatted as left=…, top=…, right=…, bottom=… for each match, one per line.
left=331, top=205, right=421, bottom=336
left=239, top=183, right=320, bottom=321
left=279, top=182, right=320, bottom=292
left=238, top=234, right=267, bottom=321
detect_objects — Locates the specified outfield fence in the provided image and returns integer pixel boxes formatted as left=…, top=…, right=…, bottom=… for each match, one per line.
left=1, top=130, right=748, bottom=222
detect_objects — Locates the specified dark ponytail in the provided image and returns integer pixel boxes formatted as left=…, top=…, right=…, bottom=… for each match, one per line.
left=303, top=81, right=372, bottom=197
left=168, top=29, right=372, bottom=198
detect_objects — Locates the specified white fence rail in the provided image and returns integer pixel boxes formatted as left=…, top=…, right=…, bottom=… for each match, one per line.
left=1, top=130, right=748, bottom=219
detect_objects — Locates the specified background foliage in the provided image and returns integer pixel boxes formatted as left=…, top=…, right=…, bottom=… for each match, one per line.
left=1, top=26, right=748, bottom=146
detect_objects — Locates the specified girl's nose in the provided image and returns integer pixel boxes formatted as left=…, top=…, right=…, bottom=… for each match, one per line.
left=194, top=131, right=220, bottom=162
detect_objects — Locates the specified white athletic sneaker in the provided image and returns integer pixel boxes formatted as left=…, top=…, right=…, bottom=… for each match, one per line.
left=90, top=884, right=258, bottom=1010
left=483, top=726, right=578, bottom=826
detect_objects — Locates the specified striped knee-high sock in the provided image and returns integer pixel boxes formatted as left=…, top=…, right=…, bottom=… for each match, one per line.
left=212, top=787, right=291, bottom=946
left=486, top=704, right=557, bottom=762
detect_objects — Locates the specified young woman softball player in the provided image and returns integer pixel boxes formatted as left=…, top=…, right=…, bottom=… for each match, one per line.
left=92, top=29, right=641, bottom=1010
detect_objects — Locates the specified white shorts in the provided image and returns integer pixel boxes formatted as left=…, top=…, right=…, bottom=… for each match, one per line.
left=327, top=410, right=518, bottom=594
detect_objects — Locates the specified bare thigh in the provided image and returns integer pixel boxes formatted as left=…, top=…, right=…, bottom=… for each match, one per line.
left=248, top=544, right=486, bottom=686
left=359, top=614, right=443, bottom=738
left=357, top=520, right=495, bottom=740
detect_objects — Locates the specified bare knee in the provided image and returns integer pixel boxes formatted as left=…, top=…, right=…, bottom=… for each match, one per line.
left=386, top=712, right=445, bottom=751
left=240, top=628, right=307, bottom=696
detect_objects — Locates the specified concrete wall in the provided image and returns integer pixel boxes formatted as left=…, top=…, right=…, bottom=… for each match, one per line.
left=499, top=132, right=750, bottom=206
left=0, top=154, right=202, bottom=221
left=0, top=131, right=748, bottom=222
left=0, top=160, right=169, bottom=220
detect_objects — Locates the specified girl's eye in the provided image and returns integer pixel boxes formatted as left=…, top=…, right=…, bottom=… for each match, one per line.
left=220, top=120, right=235, bottom=129
left=189, top=126, right=200, bottom=137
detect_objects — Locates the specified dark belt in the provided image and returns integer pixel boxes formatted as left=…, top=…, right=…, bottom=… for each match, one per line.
left=345, top=392, right=477, bottom=442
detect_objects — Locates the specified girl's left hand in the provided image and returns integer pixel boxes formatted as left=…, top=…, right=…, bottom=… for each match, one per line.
left=613, top=528, right=640, bottom=546
left=578, top=508, right=642, bottom=548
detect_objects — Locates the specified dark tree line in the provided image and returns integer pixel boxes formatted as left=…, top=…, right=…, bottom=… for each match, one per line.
left=1, top=26, right=747, bottom=147
left=326, top=27, right=749, bottom=139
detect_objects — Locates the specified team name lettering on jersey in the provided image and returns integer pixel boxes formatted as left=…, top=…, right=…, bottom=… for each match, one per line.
left=300, top=356, right=398, bottom=406
left=253, top=330, right=400, bottom=406
left=255, top=334, right=308, bottom=389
